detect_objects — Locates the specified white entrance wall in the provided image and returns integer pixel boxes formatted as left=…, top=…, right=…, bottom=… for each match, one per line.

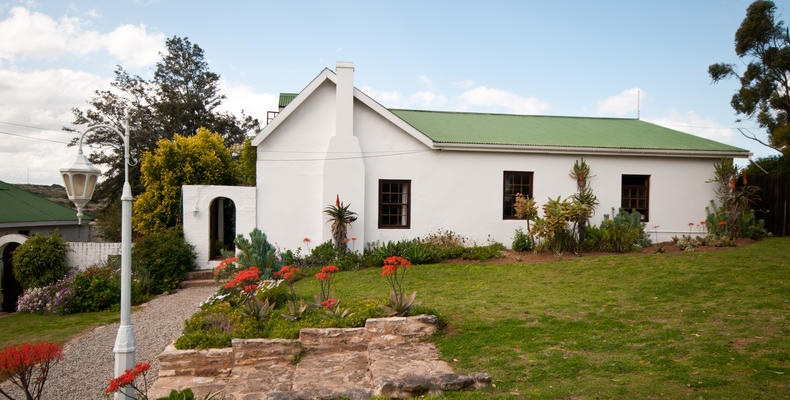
left=182, top=185, right=256, bottom=269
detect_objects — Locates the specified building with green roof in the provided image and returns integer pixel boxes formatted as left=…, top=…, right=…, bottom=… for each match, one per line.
left=183, top=62, right=751, bottom=268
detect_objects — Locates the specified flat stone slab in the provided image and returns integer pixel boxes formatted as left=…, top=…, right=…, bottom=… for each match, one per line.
left=292, top=350, right=370, bottom=392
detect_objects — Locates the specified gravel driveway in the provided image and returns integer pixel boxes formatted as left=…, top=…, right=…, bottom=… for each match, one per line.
left=1, top=285, right=216, bottom=400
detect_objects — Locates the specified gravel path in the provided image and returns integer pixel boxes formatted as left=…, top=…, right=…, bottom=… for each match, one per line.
left=1, top=285, right=217, bottom=400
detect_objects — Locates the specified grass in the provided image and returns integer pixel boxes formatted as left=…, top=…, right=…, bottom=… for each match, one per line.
left=294, top=237, right=790, bottom=399
left=0, top=311, right=119, bottom=348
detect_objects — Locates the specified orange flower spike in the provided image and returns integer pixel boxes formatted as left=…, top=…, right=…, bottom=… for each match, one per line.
left=719, top=221, right=727, bottom=225
left=283, top=272, right=294, bottom=280
left=336, top=194, right=340, bottom=206
left=343, top=238, right=349, bottom=243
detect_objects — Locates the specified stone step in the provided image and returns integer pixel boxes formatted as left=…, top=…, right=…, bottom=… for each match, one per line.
left=179, top=279, right=218, bottom=289
left=187, top=270, right=215, bottom=280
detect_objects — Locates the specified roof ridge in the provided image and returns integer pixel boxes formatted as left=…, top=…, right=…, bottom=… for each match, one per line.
left=388, top=108, right=639, bottom=121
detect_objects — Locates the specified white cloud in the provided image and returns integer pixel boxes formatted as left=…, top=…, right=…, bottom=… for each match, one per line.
left=0, top=68, right=111, bottom=184
left=455, top=79, right=476, bottom=89
left=407, top=91, right=446, bottom=108
left=418, top=75, right=431, bottom=85
left=595, top=87, right=643, bottom=116
left=361, top=85, right=403, bottom=106
left=458, top=86, right=550, bottom=114
left=645, top=110, right=736, bottom=144
left=0, top=6, right=165, bottom=67
left=217, top=79, right=278, bottom=127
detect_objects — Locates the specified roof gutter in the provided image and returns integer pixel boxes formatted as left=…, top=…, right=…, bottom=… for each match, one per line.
left=433, top=142, right=752, bottom=159
left=0, top=220, right=85, bottom=228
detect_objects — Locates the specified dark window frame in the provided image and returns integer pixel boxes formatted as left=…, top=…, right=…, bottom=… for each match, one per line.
left=503, top=171, right=534, bottom=220
left=621, top=174, right=650, bottom=222
left=378, top=179, right=411, bottom=229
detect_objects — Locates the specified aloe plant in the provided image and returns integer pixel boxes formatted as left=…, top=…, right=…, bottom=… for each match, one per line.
left=323, top=196, right=357, bottom=251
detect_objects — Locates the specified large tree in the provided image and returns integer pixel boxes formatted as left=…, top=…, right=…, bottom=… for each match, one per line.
left=68, top=36, right=260, bottom=238
left=133, top=128, right=240, bottom=234
left=709, top=0, right=790, bottom=155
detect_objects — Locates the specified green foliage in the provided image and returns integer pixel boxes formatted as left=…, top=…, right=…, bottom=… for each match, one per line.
left=156, top=388, right=223, bottom=400
left=132, top=230, right=196, bottom=295
left=402, top=242, right=441, bottom=265
left=676, top=235, right=698, bottom=252
left=133, top=128, right=241, bottom=233
left=422, top=229, right=468, bottom=259
left=237, top=137, right=257, bottom=186
left=323, top=198, right=358, bottom=251
left=744, top=155, right=790, bottom=174
left=512, top=228, right=534, bottom=252
left=461, top=244, right=504, bottom=260
left=708, top=1, right=790, bottom=155
left=704, top=200, right=768, bottom=240
left=71, top=266, right=121, bottom=313
left=234, top=228, right=279, bottom=279
left=305, top=240, right=336, bottom=267
left=568, top=159, right=599, bottom=251
left=12, top=233, right=69, bottom=289
left=71, top=36, right=260, bottom=235
left=531, top=196, right=575, bottom=255
left=585, top=208, right=649, bottom=253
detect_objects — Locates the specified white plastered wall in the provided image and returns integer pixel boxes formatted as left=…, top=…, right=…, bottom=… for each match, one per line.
left=254, top=73, right=722, bottom=251
left=182, top=185, right=256, bottom=269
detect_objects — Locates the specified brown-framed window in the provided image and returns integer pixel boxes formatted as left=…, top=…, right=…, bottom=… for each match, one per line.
left=379, top=179, right=410, bottom=228
left=621, top=175, right=650, bottom=222
left=503, top=171, right=534, bottom=219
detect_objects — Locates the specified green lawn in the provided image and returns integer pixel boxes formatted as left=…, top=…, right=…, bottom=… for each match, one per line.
left=0, top=311, right=119, bottom=348
left=296, top=237, right=790, bottom=399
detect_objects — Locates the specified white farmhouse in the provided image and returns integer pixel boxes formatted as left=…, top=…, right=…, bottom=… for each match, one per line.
left=183, top=62, right=749, bottom=268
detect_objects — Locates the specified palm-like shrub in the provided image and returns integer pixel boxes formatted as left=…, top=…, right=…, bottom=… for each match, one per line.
left=323, top=196, right=357, bottom=251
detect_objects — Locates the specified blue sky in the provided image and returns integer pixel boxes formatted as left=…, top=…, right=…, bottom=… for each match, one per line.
left=0, top=0, right=784, bottom=184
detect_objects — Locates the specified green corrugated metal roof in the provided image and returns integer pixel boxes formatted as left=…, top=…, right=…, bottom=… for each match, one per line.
left=390, top=109, right=747, bottom=153
left=0, top=181, right=87, bottom=224
left=279, top=93, right=298, bottom=108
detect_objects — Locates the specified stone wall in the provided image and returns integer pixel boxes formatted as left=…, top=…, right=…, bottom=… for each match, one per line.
left=150, top=315, right=491, bottom=400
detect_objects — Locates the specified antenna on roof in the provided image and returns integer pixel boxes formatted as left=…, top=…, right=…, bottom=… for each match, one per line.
left=637, top=89, right=640, bottom=120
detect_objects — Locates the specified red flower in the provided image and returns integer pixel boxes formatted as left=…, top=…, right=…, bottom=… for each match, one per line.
left=688, top=222, right=694, bottom=226
left=283, top=272, right=294, bottom=280
left=652, top=225, right=660, bottom=229
left=322, top=265, right=339, bottom=274
left=700, top=221, right=707, bottom=225
left=336, top=194, right=340, bottom=206
left=321, top=298, right=339, bottom=309
left=303, top=237, right=311, bottom=243
left=106, top=362, right=150, bottom=394
left=274, top=265, right=292, bottom=277
left=243, top=284, right=257, bottom=293
left=719, top=221, right=727, bottom=225
left=315, top=272, right=330, bottom=281
left=0, top=342, right=63, bottom=379
left=351, top=237, right=357, bottom=241
left=343, top=238, right=349, bottom=243
left=224, top=267, right=261, bottom=289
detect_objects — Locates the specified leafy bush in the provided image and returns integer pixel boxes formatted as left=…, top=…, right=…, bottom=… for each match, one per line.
left=462, top=245, right=504, bottom=260
left=305, top=240, right=336, bottom=267
left=71, top=266, right=121, bottom=313
left=585, top=208, right=649, bottom=253
left=676, top=235, right=697, bottom=252
left=16, top=274, right=74, bottom=314
left=705, top=200, right=768, bottom=240
left=422, top=229, right=468, bottom=259
left=402, top=242, right=440, bottom=265
left=233, top=228, right=280, bottom=279
left=12, top=233, right=69, bottom=289
left=512, top=228, right=534, bottom=252
left=132, top=230, right=196, bottom=295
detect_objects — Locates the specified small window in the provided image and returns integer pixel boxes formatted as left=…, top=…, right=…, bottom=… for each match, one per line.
left=621, top=175, right=650, bottom=222
left=379, top=179, right=410, bottom=229
left=503, top=171, right=534, bottom=219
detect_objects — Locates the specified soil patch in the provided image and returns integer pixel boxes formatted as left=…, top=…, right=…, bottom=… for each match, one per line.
left=442, top=238, right=757, bottom=265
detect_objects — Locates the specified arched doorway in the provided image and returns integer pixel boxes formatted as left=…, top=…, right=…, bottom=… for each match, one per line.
left=209, top=197, right=236, bottom=260
left=0, top=234, right=26, bottom=312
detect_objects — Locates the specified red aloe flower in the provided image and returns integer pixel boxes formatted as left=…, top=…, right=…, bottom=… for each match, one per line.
left=303, top=237, right=311, bottom=243
left=321, top=298, right=339, bottom=309
left=314, top=272, right=330, bottom=281
left=719, top=221, right=727, bottom=225
left=106, top=362, right=150, bottom=394
left=322, top=265, right=339, bottom=274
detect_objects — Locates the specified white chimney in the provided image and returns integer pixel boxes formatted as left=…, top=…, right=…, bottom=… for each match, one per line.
left=335, top=61, right=354, bottom=137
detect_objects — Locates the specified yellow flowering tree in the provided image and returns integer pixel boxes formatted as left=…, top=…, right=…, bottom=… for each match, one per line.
left=134, top=128, right=241, bottom=233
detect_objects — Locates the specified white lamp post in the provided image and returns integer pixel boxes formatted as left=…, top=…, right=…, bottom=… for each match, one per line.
left=60, top=119, right=136, bottom=400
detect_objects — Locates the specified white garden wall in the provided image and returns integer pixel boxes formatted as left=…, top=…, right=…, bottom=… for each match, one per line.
left=66, top=242, right=122, bottom=270
left=182, top=185, right=257, bottom=269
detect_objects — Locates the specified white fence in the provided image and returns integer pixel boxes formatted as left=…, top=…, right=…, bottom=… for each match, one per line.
left=66, top=242, right=122, bottom=270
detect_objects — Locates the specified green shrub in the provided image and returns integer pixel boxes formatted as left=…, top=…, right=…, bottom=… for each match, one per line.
left=512, top=228, right=534, bottom=252
left=132, top=230, right=196, bottom=295
left=422, top=229, right=468, bottom=259
left=12, top=232, right=69, bottom=289
left=71, top=266, right=121, bottom=313
left=305, top=240, right=336, bottom=267
left=402, top=242, right=440, bottom=265
left=233, top=228, right=280, bottom=279
left=585, top=208, right=649, bottom=253
left=462, top=245, right=504, bottom=260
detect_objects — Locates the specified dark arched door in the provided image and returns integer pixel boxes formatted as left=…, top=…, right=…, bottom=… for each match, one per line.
left=1, top=243, right=22, bottom=312
left=209, top=197, right=236, bottom=260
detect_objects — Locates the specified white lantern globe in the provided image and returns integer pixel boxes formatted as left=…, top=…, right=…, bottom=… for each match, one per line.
left=60, top=150, right=101, bottom=224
